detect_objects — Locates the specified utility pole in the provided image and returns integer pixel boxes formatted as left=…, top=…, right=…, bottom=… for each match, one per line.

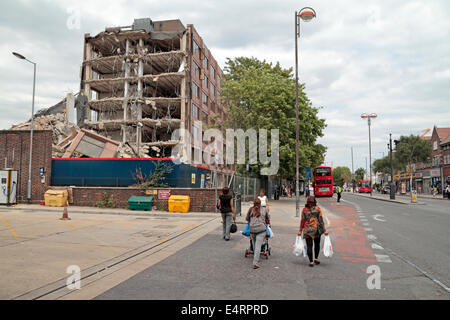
left=389, top=134, right=395, bottom=200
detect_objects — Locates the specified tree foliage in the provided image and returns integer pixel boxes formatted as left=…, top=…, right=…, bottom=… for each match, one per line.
left=395, top=135, right=432, bottom=170
left=373, top=154, right=404, bottom=174
left=221, top=57, right=327, bottom=179
left=355, top=167, right=366, bottom=182
left=332, top=166, right=352, bottom=186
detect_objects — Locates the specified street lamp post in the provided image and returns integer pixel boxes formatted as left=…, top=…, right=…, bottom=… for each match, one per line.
left=13, top=52, right=36, bottom=203
left=389, top=133, right=395, bottom=199
left=295, top=7, right=316, bottom=217
left=361, top=113, right=377, bottom=196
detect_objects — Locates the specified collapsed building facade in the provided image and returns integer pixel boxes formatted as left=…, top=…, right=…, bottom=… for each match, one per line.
left=79, top=18, right=230, bottom=174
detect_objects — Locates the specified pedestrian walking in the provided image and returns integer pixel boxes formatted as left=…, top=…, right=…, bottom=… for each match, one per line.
left=217, top=187, right=235, bottom=241
left=446, top=184, right=450, bottom=199
left=433, top=186, right=437, bottom=198
left=336, top=185, right=342, bottom=202
left=305, top=185, right=310, bottom=198
left=246, top=198, right=270, bottom=269
left=298, top=196, right=328, bottom=267
left=258, top=188, right=270, bottom=216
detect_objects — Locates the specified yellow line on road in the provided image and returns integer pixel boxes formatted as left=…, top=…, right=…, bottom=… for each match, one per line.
left=59, top=219, right=77, bottom=229
left=1, top=216, right=19, bottom=240
left=117, top=221, right=132, bottom=228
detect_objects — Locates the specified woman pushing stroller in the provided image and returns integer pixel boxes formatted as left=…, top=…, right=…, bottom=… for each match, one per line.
left=246, top=198, right=271, bottom=269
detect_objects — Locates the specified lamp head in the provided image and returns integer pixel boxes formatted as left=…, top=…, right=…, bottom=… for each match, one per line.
left=361, top=113, right=368, bottom=119
left=299, top=7, right=316, bottom=22
left=12, top=52, right=26, bottom=60
left=369, top=113, right=377, bottom=118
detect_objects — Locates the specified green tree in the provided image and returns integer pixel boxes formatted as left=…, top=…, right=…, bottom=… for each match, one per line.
left=332, top=166, right=352, bottom=186
left=373, top=154, right=404, bottom=174
left=395, top=135, right=432, bottom=200
left=221, top=57, right=326, bottom=179
left=355, top=167, right=366, bottom=182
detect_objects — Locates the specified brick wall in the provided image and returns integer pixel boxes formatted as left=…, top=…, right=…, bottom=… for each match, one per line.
left=0, top=130, right=52, bottom=202
left=70, top=187, right=219, bottom=212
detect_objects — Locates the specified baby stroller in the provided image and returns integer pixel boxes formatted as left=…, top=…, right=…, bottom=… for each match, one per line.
left=244, top=235, right=272, bottom=259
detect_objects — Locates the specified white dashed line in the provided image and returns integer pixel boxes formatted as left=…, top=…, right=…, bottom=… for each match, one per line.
left=367, top=234, right=377, bottom=240
left=371, top=243, right=384, bottom=250
left=375, top=254, right=392, bottom=263
left=364, top=228, right=373, bottom=232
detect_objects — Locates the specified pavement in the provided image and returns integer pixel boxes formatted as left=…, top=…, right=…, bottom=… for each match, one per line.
left=1, top=195, right=449, bottom=300
left=96, top=196, right=449, bottom=300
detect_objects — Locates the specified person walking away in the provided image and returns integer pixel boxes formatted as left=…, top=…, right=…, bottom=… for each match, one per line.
left=305, top=185, right=310, bottom=198
left=298, top=196, right=328, bottom=267
left=258, top=189, right=270, bottom=216
left=217, top=187, right=235, bottom=241
left=246, top=198, right=270, bottom=269
left=337, top=185, right=342, bottom=202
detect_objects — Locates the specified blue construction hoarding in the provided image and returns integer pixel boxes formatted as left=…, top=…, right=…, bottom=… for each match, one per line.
left=51, top=158, right=209, bottom=188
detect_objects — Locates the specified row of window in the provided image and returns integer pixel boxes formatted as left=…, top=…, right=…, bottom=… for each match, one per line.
left=192, top=42, right=221, bottom=85
left=192, top=104, right=208, bottom=123
left=444, top=154, right=450, bottom=165
left=191, top=82, right=220, bottom=106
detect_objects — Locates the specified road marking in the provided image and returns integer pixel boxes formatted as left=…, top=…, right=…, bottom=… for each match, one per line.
left=59, top=220, right=77, bottom=230
left=360, top=218, right=368, bottom=221
left=363, top=223, right=370, bottom=226
left=117, top=221, right=132, bottom=228
left=371, top=243, right=384, bottom=250
left=372, top=214, right=386, bottom=222
left=367, top=234, right=377, bottom=240
left=375, top=254, right=392, bottom=263
left=1, top=216, right=19, bottom=240
left=364, top=228, right=373, bottom=232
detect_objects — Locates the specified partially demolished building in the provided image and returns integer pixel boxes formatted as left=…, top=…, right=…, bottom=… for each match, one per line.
left=79, top=18, right=229, bottom=171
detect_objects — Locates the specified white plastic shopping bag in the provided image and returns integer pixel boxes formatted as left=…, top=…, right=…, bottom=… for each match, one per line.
left=267, top=226, right=274, bottom=239
left=323, top=235, right=333, bottom=258
left=293, top=236, right=305, bottom=257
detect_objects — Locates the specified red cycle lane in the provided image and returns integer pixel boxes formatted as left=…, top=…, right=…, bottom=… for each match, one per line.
left=322, top=198, right=377, bottom=267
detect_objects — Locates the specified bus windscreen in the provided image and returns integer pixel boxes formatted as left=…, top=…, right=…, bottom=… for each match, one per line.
left=315, top=168, right=331, bottom=177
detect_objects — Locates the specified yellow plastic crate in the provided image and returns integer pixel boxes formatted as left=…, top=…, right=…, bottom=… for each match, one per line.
left=168, top=195, right=190, bottom=213
left=44, top=190, right=68, bottom=207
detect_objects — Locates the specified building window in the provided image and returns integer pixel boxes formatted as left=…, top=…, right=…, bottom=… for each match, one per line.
left=210, top=66, right=215, bottom=79
left=193, top=41, right=200, bottom=59
left=192, top=104, right=198, bottom=119
left=202, top=75, right=208, bottom=88
left=217, top=76, right=221, bottom=87
left=203, top=56, right=208, bottom=69
left=202, top=92, right=208, bottom=105
left=433, top=141, right=438, bottom=150
left=192, top=125, right=198, bottom=141
left=202, top=111, right=208, bottom=125
left=210, top=83, right=215, bottom=98
left=193, top=62, right=200, bottom=79
left=192, top=82, right=199, bottom=98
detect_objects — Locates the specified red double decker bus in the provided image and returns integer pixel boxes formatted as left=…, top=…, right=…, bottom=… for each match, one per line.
left=359, top=180, right=371, bottom=193
left=314, top=166, right=333, bottom=197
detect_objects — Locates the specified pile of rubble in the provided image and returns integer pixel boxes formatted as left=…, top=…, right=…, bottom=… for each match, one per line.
left=10, top=113, right=79, bottom=156
left=10, top=112, right=149, bottom=158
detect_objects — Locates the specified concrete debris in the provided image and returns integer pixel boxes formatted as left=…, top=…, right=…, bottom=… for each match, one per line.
left=9, top=112, right=150, bottom=158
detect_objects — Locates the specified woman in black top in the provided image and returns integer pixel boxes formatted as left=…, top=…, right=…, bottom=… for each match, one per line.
left=217, top=187, right=235, bottom=241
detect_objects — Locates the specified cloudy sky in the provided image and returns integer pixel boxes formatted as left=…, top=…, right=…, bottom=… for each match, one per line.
left=1, top=0, right=449, bottom=171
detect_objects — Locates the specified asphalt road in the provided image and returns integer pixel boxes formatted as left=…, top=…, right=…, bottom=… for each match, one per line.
left=96, top=196, right=450, bottom=300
